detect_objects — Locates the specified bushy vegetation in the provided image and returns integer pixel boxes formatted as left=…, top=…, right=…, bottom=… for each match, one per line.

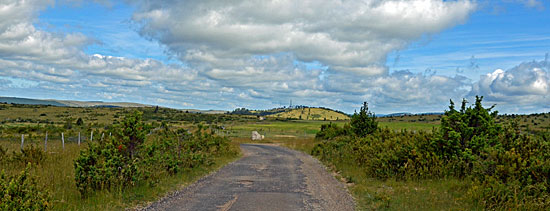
left=313, top=96, right=550, bottom=209
left=74, top=111, right=237, bottom=197
left=0, top=164, right=51, bottom=210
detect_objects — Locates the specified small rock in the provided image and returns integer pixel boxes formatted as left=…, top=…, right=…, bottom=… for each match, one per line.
left=251, top=131, right=263, bottom=140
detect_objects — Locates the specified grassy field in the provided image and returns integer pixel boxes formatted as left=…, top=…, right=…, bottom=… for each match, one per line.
left=225, top=120, right=347, bottom=138
left=0, top=103, right=125, bottom=126
left=378, top=122, right=438, bottom=132
left=377, top=113, right=550, bottom=132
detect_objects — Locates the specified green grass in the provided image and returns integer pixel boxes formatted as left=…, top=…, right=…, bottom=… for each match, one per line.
left=329, top=160, right=479, bottom=211
left=225, top=120, right=437, bottom=141
left=226, top=120, right=348, bottom=138
left=267, top=107, right=350, bottom=121
left=378, top=122, right=438, bottom=132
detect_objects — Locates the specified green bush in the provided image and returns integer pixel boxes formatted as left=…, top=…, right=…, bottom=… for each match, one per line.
left=11, top=144, right=46, bottom=165
left=74, top=112, right=145, bottom=196
left=313, top=97, right=550, bottom=209
left=112, top=111, right=147, bottom=158
left=73, top=137, right=139, bottom=196
left=75, top=114, right=236, bottom=196
left=0, top=145, right=6, bottom=162
left=0, top=164, right=51, bottom=210
left=315, top=123, right=352, bottom=140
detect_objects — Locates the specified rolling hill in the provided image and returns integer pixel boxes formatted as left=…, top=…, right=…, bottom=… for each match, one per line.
left=267, top=107, right=350, bottom=120
left=0, top=96, right=149, bottom=107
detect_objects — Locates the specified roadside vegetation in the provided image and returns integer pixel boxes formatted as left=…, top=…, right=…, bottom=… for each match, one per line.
left=312, top=97, right=550, bottom=210
left=0, top=105, right=239, bottom=210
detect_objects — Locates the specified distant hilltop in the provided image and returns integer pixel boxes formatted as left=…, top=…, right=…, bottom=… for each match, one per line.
left=0, top=96, right=227, bottom=114
left=0, top=96, right=149, bottom=108
left=230, top=106, right=351, bottom=121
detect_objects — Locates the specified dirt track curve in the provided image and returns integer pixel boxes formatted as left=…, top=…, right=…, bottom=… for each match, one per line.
left=141, top=144, right=355, bottom=211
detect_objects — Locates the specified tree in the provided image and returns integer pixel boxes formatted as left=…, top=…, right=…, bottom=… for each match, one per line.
left=114, top=111, right=147, bottom=158
left=438, top=96, right=501, bottom=157
left=350, top=101, right=378, bottom=137
left=76, top=117, right=84, bottom=126
left=64, top=118, right=73, bottom=129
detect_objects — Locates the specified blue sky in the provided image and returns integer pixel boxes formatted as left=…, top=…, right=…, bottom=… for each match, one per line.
left=1, top=0, right=549, bottom=114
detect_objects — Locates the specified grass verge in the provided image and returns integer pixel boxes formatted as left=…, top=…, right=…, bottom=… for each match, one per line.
left=272, top=137, right=479, bottom=210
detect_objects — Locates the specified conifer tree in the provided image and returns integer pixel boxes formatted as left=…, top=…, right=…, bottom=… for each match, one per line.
left=350, top=101, right=378, bottom=137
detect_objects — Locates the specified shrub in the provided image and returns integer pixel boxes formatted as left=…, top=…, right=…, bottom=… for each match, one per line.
left=11, top=144, right=46, bottom=165
left=350, top=101, right=377, bottom=137
left=315, top=123, right=352, bottom=140
left=74, top=112, right=145, bottom=196
left=313, top=98, right=550, bottom=209
left=112, top=111, right=147, bottom=158
left=0, top=164, right=51, bottom=210
left=0, top=145, right=6, bottom=162
left=73, top=137, right=139, bottom=196
left=74, top=114, right=236, bottom=196
left=76, top=117, right=83, bottom=126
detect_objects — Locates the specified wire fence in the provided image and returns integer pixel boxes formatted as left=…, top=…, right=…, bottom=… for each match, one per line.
left=0, top=132, right=111, bottom=152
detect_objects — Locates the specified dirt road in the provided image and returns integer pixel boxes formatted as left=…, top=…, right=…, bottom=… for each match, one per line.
left=142, top=144, right=355, bottom=211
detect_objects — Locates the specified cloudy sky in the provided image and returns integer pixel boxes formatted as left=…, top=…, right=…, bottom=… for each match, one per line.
left=0, top=0, right=549, bottom=114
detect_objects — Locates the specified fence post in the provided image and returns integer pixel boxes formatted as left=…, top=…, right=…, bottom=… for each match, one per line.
left=45, top=132, right=48, bottom=152
left=21, top=134, right=24, bottom=150
left=62, top=132, right=65, bottom=150
left=91, top=131, right=93, bottom=142
left=78, top=132, right=81, bottom=145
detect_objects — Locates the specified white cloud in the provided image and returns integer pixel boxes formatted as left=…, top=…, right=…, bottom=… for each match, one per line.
left=0, top=0, right=477, bottom=112
left=471, top=60, right=549, bottom=107
left=517, top=0, right=544, bottom=10
left=7, top=0, right=546, bottom=114
left=132, top=0, right=476, bottom=75
left=321, top=70, right=471, bottom=112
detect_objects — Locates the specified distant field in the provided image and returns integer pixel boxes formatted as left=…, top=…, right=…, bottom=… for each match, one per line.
left=225, top=119, right=439, bottom=140
left=377, top=113, right=550, bottom=132
left=378, top=122, right=438, bottom=132
left=226, top=120, right=348, bottom=139
left=267, top=107, right=350, bottom=121
left=0, top=103, right=125, bottom=126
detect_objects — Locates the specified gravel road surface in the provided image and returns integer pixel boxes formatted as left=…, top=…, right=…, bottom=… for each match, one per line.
left=142, top=144, right=355, bottom=211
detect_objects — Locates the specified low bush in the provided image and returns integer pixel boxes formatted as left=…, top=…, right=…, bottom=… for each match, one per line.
left=74, top=112, right=236, bottom=197
left=315, top=123, right=352, bottom=140
left=73, top=137, right=140, bottom=196
left=0, top=164, right=51, bottom=210
left=11, top=144, right=46, bottom=165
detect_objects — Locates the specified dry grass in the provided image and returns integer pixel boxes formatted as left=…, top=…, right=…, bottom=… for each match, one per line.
left=0, top=103, right=127, bottom=126
left=267, top=108, right=350, bottom=120
left=0, top=139, right=240, bottom=210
